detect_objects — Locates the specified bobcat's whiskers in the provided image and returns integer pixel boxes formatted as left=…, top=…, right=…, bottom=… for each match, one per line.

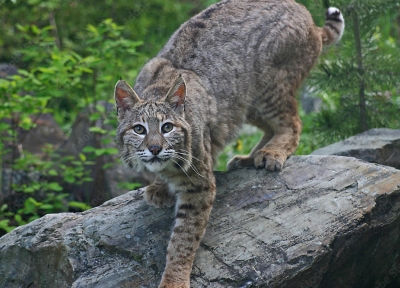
left=121, top=154, right=140, bottom=168
left=171, top=159, right=193, bottom=181
left=172, top=153, right=206, bottom=179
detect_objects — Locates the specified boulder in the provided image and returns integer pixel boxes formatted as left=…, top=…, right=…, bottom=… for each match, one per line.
left=20, top=113, right=66, bottom=156
left=1, top=155, right=400, bottom=288
left=300, top=86, right=322, bottom=114
left=0, top=63, right=18, bottom=79
left=312, top=128, right=400, bottom=169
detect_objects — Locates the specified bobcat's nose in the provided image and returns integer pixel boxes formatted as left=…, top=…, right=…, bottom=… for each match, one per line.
left=148, top=145, right=162, bottom=156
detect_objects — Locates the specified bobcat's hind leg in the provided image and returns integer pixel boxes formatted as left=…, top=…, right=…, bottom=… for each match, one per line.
left=226, top=129, right=274, bottom=171
left=144, top=177, right=175, bottom=208
left=227, top=93, right=301, bottom=172
left=253, top=98, right=302, bottom=171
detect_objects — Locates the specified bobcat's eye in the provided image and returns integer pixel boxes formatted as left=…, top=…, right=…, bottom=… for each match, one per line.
left=161, top=123, right=174, bottom=133
left=133, top=125, right=146, bottom=135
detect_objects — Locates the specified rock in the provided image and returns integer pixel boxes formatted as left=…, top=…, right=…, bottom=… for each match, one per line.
left=300, top=86, right=322, bottom=114
left=0, top=168, right=40, bottom=207
left=0, top=63, right=18, bottom=79
left=312, top=128, right=400, bottom=169
left=20, top=113, right=66, bottom=156
left=1, top=155, right=400, bottom=288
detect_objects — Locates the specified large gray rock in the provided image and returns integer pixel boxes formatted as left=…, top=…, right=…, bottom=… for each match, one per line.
left=1, top=155, right=400, bottom=288
left=312, top=128, right=400, bottom=169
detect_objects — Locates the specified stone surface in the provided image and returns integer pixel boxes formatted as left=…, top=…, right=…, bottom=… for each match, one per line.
left=21, top=113, right=66, bottom=155
left=312, top=128, right=400, bottom=169
left=0, top=63, right=18, bottom=78
left=1, top=155, right=400, bottom=288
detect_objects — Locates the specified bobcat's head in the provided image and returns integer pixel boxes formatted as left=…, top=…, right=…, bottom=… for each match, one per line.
left=114, top=77, right=192, bottom=173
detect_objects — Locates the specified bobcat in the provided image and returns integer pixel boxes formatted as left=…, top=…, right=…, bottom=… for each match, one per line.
left=114, top=1, right=344, bottom=287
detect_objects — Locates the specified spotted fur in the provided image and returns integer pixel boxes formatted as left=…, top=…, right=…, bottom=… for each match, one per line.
left=114, top=1, right=344, bottom=287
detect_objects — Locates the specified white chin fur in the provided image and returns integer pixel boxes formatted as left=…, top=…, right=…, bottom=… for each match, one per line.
left=144, top=161, right=169, bottom=172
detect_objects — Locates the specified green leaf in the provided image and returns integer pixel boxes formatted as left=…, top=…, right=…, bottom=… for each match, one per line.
left=28, top=215, right=40, bottom=222
left=89, top=112, right=101, bottom=121
left=0, top=204, right=8, bottom=213
left=79, top=153, right=86, bottom=161
left=94, top=147, right=118, bottom=156
left=0, top=219, right=15, bottom=233
left=94, top=149, right=106, bottom=156
left=104, top=147, right=118, bottom=155
left=62, top=156, right=75, bottom=161
left=0, top=122, right=10, bottom=131
left=68, top=201, right=91, bottom=211
left=102, top=163, right=114, bottom=170
left=82, top=146, right=96, bottom=153
left=48, top=169, right=58, bottom=176
left=31, top=25, right=40, bottom=35
left=14, top=214, right=26, bottom=225
left=64, top=175, right=75, bottom=183
left=26, top=197, right=40, bottom=207
left=0, top=219, right=9, bottom=227
left=96, top=104, right=105, bottom=113
left=117, top=182, right=142, bottom=190
left=87, top=24, right=98, bottom=35
left=89, top=126, right=107, bottom=134
left=46, top=182, right=63, bottom=192
left=39, top=204, right=54, bottom=210
left=55, top=193, right=70, bottom=200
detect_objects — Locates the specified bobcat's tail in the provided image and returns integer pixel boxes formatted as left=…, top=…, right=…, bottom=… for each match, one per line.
left=320, top=7, right=344, bottom=46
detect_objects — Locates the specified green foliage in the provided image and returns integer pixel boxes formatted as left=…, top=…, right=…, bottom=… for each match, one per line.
left=216, top=127, right=263, bottom=171
left=0, top=145, right=93, bottom=234
left=302, top=0, right=400, bottom=146
left=0, top=0, right=213, bottom=235
left=0, top=17, right=144, bottom=235
left=117, top=182, right=143, bottom=191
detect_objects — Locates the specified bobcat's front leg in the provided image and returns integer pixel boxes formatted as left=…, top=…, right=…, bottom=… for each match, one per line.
left=144, top=177, right=175, bottom=208
left=159, top=175, right=216, bottom=288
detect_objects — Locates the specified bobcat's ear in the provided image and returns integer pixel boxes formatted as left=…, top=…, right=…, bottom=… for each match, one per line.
left=114, top=80, right=141, bottom=115
left=165, top=76, right=186, bottom=114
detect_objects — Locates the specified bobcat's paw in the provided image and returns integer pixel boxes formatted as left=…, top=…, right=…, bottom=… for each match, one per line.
left=226, top=155, right=255, bottom=171
left=254, top=149, right=286, bottom=171
left=144, top=184, right=175, bottom=208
